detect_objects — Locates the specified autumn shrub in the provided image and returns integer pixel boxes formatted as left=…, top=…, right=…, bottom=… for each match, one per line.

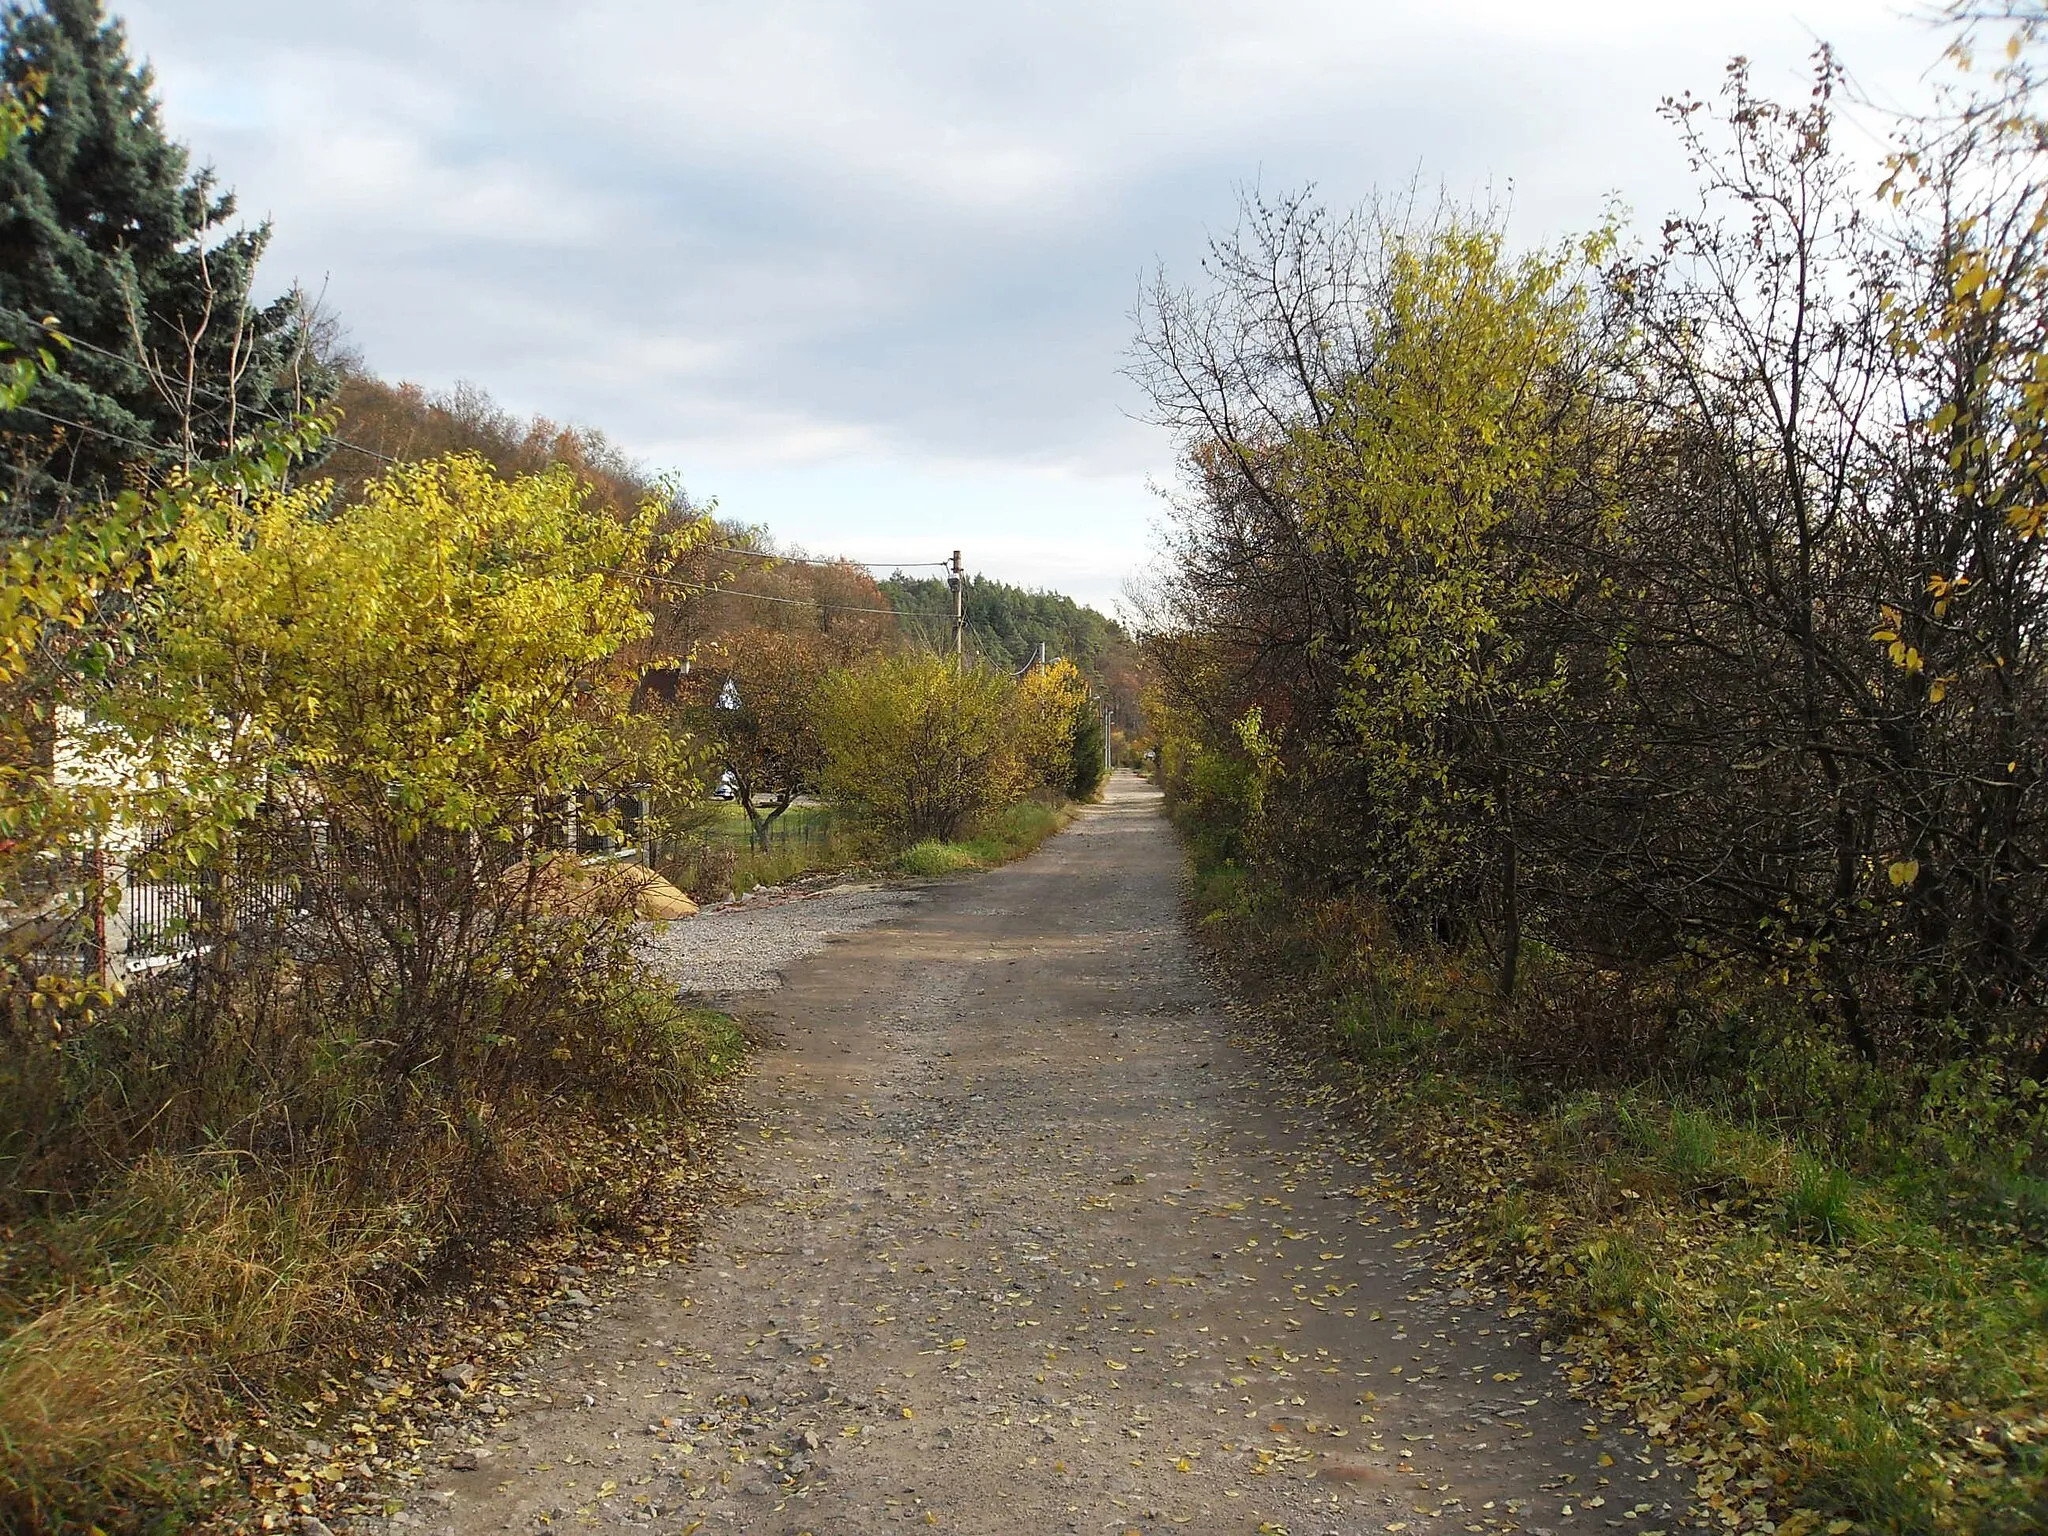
left=1137, top=40, right=2048, bottom=1120
left=819, top=653, right=1024, bottom=844
left=1013, top=659, right=1092, bottom=794
left=0, top=937, right=741, bottom=1536
left=6, top=456, right=706, bottom=1166
left=819, top=652, right=1082, bottom=848
left=0, top=454, right=739, bottom=1533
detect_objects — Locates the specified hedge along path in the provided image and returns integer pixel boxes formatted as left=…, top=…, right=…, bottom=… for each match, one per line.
left=384, top=774, right=1706, bottom=1536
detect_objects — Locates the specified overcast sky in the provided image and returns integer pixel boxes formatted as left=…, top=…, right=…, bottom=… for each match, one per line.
left=120, top=0, right=1951, bottom=612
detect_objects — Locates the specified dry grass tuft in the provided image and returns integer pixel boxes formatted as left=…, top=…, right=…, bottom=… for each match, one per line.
left=0, top=1156, right=415, bottom=1532
left=0, top=1300, right=185, bottom=1531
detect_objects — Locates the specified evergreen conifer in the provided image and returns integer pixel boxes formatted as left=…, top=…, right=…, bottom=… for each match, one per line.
left=0, top=0, right=322, bottom=524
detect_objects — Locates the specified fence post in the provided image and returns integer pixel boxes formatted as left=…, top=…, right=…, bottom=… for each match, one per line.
left=87, top=832, right=110, bottom=988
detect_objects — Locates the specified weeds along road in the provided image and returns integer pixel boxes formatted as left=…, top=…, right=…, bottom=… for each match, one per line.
left=400, top=773, right=1703, bottom=1536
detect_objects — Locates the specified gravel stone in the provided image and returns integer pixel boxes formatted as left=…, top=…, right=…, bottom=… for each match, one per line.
left=635, top=881, right=923, bottom=995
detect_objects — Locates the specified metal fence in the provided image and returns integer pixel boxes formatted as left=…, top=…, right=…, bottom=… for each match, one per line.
left=14, top=820, right=405, bottom=984
left=4, top=790, right=758, bottom=985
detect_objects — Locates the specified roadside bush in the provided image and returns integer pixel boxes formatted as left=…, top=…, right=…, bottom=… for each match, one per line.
left=1013, top=657, right=1091, bottom=794
left=819, top=651, right=1070, bottom=845
left=1068, top=700, right=1108, bottom=800
left=1139, top=33, right=2048, bottom=1514
left=1137, top=39, right=2048, bottom=1132
left=0, top=454, right=735, bottom=1533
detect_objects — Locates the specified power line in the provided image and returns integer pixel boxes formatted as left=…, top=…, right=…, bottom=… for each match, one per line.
left=637, top=569, right=950, bottom=620
left=5, top=401, right=177, bottom=461
left=700, top=544, right=950, bottom=569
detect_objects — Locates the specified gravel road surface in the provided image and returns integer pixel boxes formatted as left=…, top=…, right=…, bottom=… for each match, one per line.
left=637, top=883, right=925, bottom=997
left=398, top=774, right=1704, bottom=1536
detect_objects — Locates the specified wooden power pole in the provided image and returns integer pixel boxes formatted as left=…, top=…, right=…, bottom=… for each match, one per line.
left=950, top=550, right=964, bottom=663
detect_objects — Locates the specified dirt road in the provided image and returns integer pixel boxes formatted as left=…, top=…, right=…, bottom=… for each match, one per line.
left=402, top=774, right=1701, bottom=1536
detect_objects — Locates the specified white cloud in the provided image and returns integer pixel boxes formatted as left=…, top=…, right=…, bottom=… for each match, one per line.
left=120, top=0, right=1951, bottom=602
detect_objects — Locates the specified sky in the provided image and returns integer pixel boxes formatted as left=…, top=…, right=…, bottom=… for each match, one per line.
left=119, top=0, right=1955, bottom=614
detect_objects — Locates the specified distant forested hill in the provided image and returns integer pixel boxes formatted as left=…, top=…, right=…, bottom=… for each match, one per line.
left=879, top=572, right=1124, bottom=673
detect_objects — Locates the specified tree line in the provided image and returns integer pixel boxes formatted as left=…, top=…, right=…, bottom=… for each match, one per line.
left=881, top=569, right=1129, bottom=672
left=1136, top=24, right=2048, bottom=1136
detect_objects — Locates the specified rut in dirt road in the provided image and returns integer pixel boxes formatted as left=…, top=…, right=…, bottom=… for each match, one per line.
left=398, top=774, right=1705, bottom=1536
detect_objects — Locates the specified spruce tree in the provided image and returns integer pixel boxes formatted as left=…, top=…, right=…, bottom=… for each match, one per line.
left=0, top=0, right=320, bottom=524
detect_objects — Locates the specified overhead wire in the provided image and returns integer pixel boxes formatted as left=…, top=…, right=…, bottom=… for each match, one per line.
left=2, top=308, right=964, bottom=597
left=636, top=569, right=950, bottom=620
left=5, top=401, right=178, bottom=461
left=699, top=543, right=950, bottom=569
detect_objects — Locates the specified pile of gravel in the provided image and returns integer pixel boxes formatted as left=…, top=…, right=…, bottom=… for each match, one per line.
left=636, top=881, right=923, bottom=996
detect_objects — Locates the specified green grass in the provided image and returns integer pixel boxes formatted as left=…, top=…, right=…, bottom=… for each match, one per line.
left=672, top=796, right=1074, bottom=892
left=700, top=800, right=838, bottom=846
left=657, top=806, right=859, bottom=899
left=891, top=799, right=1073, bottom=879
left=897, top=840, right=984, bottom=877
left=1661, top=1105, right=1724, bottom=1187
left=1384, top=1069, right=2043, bottom=1533
left=1778, top=1154, right=1866, bottom=1247
left=1182, top=855, right=2048, bottom=1535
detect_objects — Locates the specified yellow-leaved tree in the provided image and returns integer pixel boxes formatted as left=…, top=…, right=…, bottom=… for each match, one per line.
left=100, top=453, right=701, bottom=1094
left=819, top=653, right=1031, bottom=844
left=4, top=450, right=730, bottom=1535
left=1013, top=656, right=1091, bottom=794
left=1280, top=219, right=1606, bottom=976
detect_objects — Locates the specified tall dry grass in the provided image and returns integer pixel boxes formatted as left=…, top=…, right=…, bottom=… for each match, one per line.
left=0, top=960, right=742, bottom=1533
left=0, top=1156, right=413, bottom=1531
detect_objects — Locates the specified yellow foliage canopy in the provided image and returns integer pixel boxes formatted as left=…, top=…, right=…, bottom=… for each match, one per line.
left=106, top=454, right=698, bottom=841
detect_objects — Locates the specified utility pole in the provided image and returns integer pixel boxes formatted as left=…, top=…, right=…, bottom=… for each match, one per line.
left=1104, top=704, right=1113, bottom=774
left=950, top=549, right=964, bottom=665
